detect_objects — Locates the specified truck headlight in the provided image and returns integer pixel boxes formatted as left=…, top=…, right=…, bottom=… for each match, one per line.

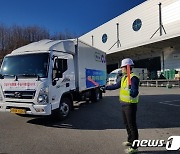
left=37, top=87, right=48, bottom=104
left=37, top=94, right=48, bottom=104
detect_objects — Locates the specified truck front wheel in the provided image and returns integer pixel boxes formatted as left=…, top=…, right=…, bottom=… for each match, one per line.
left=55, top=97, right=72, bottom=120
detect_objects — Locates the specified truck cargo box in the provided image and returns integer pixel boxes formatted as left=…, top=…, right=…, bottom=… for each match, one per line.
left=77, top=41, right=106, bottom=91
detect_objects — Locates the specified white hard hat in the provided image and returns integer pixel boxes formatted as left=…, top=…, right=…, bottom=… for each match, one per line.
left=121, top=58, right=134, bottom=67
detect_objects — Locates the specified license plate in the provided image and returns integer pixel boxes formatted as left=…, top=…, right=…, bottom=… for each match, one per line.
left=10, top=108, right=26, bottom=114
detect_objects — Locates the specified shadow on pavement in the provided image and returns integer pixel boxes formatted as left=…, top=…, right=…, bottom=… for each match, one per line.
left=27, top=94, right=180, bottom=130
left=27, top=95, right=124, bottom=130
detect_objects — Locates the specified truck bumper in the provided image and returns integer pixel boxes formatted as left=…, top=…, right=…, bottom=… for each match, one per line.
left=0, top=102, right=52, bottom=115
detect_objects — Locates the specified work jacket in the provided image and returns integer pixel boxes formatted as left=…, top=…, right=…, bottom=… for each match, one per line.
left=120, top=73, right=139, bottom=103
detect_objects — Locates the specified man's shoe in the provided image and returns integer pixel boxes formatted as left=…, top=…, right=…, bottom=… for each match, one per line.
left=124, top=147, right=138, bottom=154
left=122, top=141, right=132, bottom=146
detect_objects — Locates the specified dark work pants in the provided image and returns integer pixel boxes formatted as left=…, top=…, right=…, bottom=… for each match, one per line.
left=122, top=103, right=139, bottom=149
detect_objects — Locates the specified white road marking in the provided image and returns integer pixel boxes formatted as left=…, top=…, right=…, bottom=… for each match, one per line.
left=158, top=100, right=180, bottom=107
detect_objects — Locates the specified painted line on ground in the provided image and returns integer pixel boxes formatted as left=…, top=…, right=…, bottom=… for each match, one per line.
left=158, top=100, right=180, bottom=107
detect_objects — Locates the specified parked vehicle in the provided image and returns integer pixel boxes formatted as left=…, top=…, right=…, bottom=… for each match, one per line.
left=107, top=68, right=122, bottom=85
left=107, top=67, right=147, bottom=85
left=0, top=39, right=106, bottom=119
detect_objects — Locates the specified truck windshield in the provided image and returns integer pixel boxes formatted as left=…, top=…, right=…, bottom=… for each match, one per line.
left=1, top=53, right=49, bottom=78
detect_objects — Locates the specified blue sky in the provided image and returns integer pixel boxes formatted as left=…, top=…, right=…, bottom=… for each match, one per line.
left=0, top=0, right=146, bottom=36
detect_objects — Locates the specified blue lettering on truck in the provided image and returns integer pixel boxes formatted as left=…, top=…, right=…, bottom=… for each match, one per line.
left=86, top=69, right=106, bottom=88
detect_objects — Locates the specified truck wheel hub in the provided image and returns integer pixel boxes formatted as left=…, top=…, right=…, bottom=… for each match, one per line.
left=60, top=103, right=69, bottom=116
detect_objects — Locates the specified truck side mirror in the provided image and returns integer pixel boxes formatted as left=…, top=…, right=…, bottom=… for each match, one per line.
left=52, top=69, right=63, bottom=81
left=52, top=70, right=61, bottom=86
left=52, top=58, right=67, bottom=83
left=55, top=72, right=63, bottom=78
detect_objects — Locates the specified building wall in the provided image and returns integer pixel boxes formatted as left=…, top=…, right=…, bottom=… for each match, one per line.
left=80, top=0, right=180, bottom=55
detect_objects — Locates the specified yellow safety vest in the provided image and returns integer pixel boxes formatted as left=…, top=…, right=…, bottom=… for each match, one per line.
left=120, top=73, right=139, bottom=103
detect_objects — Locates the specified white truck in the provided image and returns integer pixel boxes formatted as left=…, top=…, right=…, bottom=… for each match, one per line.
left=0, top=39, right=106, bottom=119
left=107, top=68, right=122, bottom=85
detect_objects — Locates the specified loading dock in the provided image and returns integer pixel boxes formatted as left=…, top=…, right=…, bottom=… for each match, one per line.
left=80, top=0, right=180, bottom=80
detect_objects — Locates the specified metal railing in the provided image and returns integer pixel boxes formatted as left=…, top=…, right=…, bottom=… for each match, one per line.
left=140, top=79, right=180, bottom=88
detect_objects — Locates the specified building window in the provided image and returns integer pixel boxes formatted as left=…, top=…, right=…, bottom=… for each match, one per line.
left=132, top=19, right=142, bottom=31
left=102, top=34, right=108, bottom=43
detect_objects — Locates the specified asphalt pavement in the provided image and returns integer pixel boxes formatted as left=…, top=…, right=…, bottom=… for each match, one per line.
left=0, top=87, right=180, bottom=154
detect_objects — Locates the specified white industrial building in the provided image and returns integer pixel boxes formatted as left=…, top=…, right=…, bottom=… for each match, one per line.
left=80, top=0, right=180, bottom=79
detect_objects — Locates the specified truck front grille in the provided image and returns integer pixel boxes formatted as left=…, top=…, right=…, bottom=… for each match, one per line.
left=4, top=91, right=36, bottom=99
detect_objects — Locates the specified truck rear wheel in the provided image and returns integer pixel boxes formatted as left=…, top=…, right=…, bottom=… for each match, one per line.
left=55, top=97, right=72, bottom=120
left=91, top=88, right=102, bottom=102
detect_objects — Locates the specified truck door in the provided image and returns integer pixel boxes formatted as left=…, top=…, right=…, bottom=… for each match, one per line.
left=49, top=57, right=68, bottom=110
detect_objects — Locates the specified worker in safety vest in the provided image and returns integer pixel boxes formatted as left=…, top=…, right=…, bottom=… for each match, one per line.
left=106, top=58, right=139, bottom=154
